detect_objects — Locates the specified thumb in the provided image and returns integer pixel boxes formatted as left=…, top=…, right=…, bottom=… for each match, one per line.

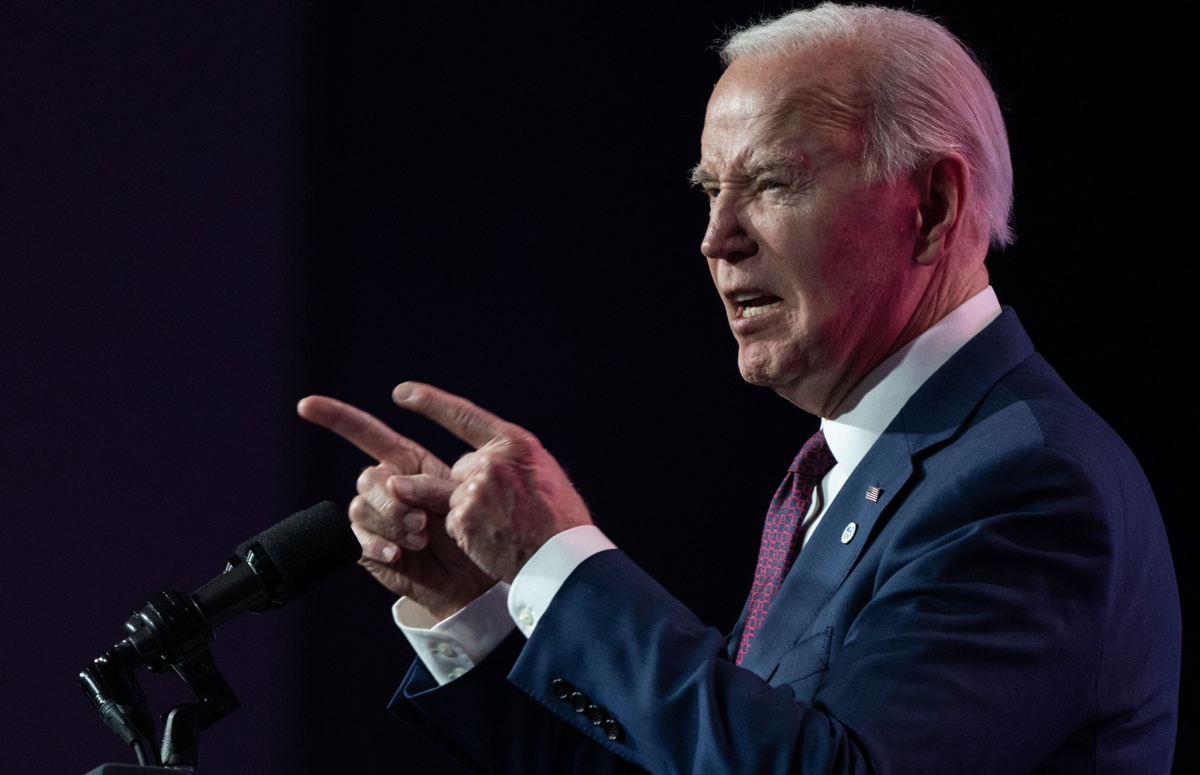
left=388, top=473, right=457, bottom=512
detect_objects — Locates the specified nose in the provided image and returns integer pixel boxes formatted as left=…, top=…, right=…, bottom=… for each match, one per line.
left=700, top=194, right=757, bottom=263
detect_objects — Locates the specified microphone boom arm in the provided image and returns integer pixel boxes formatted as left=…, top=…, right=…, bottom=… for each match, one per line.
left=79, top=501, right=357, bottom=768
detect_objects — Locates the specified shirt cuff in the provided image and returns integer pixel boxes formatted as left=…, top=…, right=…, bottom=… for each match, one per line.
left=393, top=582, right=515, bottom=686
left=507, top=524, right=617, bottom=638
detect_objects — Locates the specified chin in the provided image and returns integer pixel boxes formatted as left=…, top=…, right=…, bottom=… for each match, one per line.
left=738, top=369, right=774, bottom=387
left=737, top=346, right=824, bottom=412
left=736, top=348, right=794, bottom=388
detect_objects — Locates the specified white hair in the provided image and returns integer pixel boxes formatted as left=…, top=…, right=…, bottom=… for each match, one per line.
left=722, top=3, right=1015, bottom=248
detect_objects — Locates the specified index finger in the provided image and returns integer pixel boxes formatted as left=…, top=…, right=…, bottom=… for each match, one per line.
left=297, top=394, right=436, bottom=466
left=392, top=382, right=513, bottom=450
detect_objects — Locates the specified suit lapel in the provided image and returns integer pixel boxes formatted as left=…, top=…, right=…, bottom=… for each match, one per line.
left=739, top=431, right=915, bottom=679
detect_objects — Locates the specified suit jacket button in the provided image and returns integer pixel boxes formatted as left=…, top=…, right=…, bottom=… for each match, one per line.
left=569, top=691, right=590, bottom=713
left=586, top=704, right=607, bottom=726
left=551, top=679, right=574, bottom=701
left=603, top=718, right=622, bottom=742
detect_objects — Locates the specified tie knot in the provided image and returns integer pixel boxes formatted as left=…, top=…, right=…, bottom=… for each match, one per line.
left=788, top=428, right=836, bottom=479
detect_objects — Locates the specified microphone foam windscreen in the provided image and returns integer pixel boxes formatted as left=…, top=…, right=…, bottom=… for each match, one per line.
left=234, top=501, right=361, bottom=598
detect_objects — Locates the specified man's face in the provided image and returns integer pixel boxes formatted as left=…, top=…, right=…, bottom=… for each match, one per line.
left=697, top=50, right=924, bottom=416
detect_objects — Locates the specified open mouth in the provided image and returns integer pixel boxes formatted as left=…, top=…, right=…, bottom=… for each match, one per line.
left=734, top=292, right=783, bottom=318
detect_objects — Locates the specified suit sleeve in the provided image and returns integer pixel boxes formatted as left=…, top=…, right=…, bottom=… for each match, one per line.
left=395, top=442, right=1171, bottom=774
left=508, top=548, right=874, bottom=774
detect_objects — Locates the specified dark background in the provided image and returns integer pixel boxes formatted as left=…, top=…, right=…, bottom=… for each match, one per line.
left=2, top=2, right=1192, bottom=773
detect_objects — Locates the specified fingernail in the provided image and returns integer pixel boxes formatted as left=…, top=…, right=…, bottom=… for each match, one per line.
left=381, top=545, right=398, bottom=562
left=389, top=476, right=413, bottom=498
left=403, top=513, right=421, bottom=531
left=393, top=384, right=414, bottom=402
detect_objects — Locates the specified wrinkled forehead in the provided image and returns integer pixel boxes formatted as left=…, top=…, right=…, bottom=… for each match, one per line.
left=699, top=48, right=867, bottom=171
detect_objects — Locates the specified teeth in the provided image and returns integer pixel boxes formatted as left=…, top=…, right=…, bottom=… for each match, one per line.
left=742, top=300, right=781, bottom=318
left=729, top=290, right=782, bottom=317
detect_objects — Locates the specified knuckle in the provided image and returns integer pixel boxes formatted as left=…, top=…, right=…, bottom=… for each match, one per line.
left=356, top=465, right=383, bottom=492
left=374, top=493, right=400, bottom=519
left=348, top=496, right=368, bottom=523
left=471, top=466, right=504, bottom=495
left=449, top=485, right=467, bottom=509
left=451, top=453, right=479, bottom=480
left=448, top=404, right=477, bottom=433
left=444, top=509, right=462, bottom=538
left=460, top=479, right=486, bottom=508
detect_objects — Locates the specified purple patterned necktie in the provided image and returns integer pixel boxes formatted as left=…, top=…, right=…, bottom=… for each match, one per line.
left=735, top=429, right=836, bottom=666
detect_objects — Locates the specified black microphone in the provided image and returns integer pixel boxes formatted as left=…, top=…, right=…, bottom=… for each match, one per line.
left=121, top=500, right=361, bottom=670
left=80, top=501, right=361, bottom=755
left=191, top=499, right=362, bottom=628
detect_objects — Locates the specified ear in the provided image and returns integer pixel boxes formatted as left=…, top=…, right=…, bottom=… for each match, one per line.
left=912, top=153, right=968, bottom=266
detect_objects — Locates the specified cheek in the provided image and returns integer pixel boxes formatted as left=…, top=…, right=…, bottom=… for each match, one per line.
left=772, top=226, right=831, bottom=303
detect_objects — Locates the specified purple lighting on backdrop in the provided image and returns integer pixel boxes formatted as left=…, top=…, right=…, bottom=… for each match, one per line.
left=2, top=3, right=298, bottom=773
left=1, top=2, right=1189, bottom=774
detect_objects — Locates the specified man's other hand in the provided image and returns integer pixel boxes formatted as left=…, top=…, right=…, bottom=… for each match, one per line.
left=392, top=382, right=594, bottom=584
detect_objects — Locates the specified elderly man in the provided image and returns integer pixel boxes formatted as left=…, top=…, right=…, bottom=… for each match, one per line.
left=299, top=4, right=1180, bottom=773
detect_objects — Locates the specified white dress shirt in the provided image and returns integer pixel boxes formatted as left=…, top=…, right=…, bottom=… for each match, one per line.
left=396, top=288, right=1002, bottom=685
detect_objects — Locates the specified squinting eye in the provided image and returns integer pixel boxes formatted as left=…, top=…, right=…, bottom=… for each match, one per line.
left=761, top=179, right=787, bottom=191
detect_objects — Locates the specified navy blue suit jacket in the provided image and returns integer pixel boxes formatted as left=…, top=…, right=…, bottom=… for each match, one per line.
left=392, top=310, right=1181, bottom=774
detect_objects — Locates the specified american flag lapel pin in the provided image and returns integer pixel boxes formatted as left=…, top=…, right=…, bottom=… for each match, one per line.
left=865, top=486, right=882, bottom=503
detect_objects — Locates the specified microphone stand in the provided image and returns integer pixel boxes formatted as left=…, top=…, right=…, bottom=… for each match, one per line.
left=80, top=588, right=240, bottom=771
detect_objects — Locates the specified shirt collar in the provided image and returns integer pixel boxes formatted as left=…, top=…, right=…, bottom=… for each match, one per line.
left=821, top=287, right=1002, bottom=479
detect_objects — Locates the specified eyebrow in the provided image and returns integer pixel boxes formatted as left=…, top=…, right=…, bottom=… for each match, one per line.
left=747, top=154, right=807, bottom=180
left=689, top=150, right=809, bottom=186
